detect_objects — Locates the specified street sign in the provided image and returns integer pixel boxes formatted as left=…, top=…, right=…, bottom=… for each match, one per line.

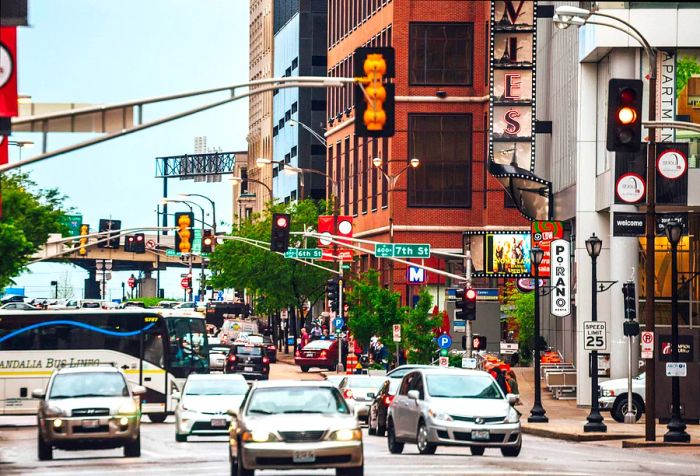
left=192, top=228, right=202, bottom=253
left=298, top=248, right=323, bottom=259
left=641, top=331, right=654, bottom=359
left=500, top=342, right=519, bottom=354
left=437, top=334, right=452, bottom=349
left=333, top=317, right=344, bottom=330
left=439, top=356, right=449, bottom=368
left=217, top=291, right=224, bottom=301
left=284, top=249, right=298, bottom=258
left=392, top=324, right=401, bottom=342
left=666, top=362, right=687, bottom=377
left=127, top=277, right=136, bottom=288
left=180, top=277, right=189, bottom=289
left=550, top=239, right=571, bottom=317
left=146, top=239, right=156, bottom=250
left=373, top=243, right=430, bottom=258
left=166, top=249, right=179, bottom=257
left=407, top=266, right=427, bottom=284
left=583, top=321, right=607, bottom=351
left=374, top=243, right=394, bottom=257
left=462, top=357, right=477, bottom=369
left=95, top=272, right=112, bottom=281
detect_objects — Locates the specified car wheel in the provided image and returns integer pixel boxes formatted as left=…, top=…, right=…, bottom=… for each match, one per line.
left=612, top=395, right=644, bottom=423
left=237, top=448, right=254, bottom=476
left=124, top=434, right=141, bottom=457
left=37, top=435, right=53, bottom=461
left=147, top=413, right=168, bottom=423
left=470, top=446, right=485, bottom=456
left=501, top=439, right=522, bottom=457
left=175, top=433, right=188, bottom=442
left=416, top=421, right=437, bottom=455
left=387, top=420, right=404, bottom=454
left=301, top=366, right=310, bottom=373
left=336, top=465, right=364, bottom=476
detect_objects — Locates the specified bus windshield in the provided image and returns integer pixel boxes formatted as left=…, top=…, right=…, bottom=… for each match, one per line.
left=166, top=317, right=209, bottom=377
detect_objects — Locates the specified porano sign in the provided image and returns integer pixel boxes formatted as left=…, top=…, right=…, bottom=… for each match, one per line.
left=550, top=239, right=570, bottom=317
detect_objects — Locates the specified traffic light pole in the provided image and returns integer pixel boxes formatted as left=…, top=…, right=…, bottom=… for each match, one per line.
left=465, top=251, right=473, bottom=357
left=338, top=260, right=344, bottom=374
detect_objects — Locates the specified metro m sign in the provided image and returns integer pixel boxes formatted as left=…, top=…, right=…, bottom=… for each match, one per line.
left=407, top=265, right=427, bottom=285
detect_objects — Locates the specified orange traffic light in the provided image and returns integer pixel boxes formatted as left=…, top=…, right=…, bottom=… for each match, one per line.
left=174, top=212, right=194, bottom=254
left=354, top=47, right=395, bottom=137
left=78, top=224, right=89, bottom=256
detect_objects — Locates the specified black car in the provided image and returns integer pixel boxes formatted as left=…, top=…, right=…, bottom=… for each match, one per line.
left=241, top=333, right=278, bottom=363
left=368, top=378, right=401, bottom=437
left=224, top=343, right=270, bottom=380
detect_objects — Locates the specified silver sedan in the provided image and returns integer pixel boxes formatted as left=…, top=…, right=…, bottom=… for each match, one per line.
left=228, top=380, right=363, bottom=476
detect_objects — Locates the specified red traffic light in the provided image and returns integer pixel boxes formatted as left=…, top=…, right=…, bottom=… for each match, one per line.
left=619, top=87, right=636, bottom=104
left=135, top=234, right=144, bottom=242
left=276, top=216, right=289, bottom=228
left=465, top=288, right=477, bottom=301
left=127, top=236, right=135, bottom=243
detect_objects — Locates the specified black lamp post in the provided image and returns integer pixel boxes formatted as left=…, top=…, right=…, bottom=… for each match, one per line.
left=528, top=246, right=548, bottom=423
left=584, top=233, right=607, bottom=432
left=663, top=221, right=690, bottom=442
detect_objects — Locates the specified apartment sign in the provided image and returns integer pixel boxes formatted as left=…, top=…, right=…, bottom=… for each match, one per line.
left=550, top=239, right=571, bottom=317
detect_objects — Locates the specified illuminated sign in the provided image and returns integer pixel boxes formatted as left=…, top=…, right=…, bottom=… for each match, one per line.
left=484, top=232, right=532, bottom=277
left=530, top=221, right=563, bottom=278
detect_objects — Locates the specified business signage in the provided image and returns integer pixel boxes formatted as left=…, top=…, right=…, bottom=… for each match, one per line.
left=657, top=148, right=687, bottom=180
left=612, top=212, right=646, bottom=237
left=659, top=335, right=694, bottom=363
left=531, top=221, right=563, bottom=278
left=407, top=265, right=427, bottom=285
left=488, top=0, right=552, bottom=221
left=655, top=212, right=689, bottom=236
left=550, top=239, right=571, bottom=317
left=484, top=232, right=532, bottom=277
left=615, top=172, right=646, bottom=204
left=0, top=27, right=18, bottom=118
left=655, top=143, right=688, bottom=205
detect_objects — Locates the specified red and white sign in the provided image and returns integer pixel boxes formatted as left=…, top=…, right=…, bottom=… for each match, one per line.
left=146, top=239, right=156, bottom=250
left=392, top=324, right=401, bottom=343
left=531, top=221, right=564, bottom=278
left=438, top=356, right=449, bottom=368
left=615, top=172, right=646, bottom=204
left=641, top=331, right=654, bottom=359
left=127, top=277, right=136, bottom=288
left=317, top=215, right=334, bottom=247
left=180, top=277, right=190, bottom=289
left=0, top=27, right=18, bottom=117
left=657, top=149, right=687, bottom=180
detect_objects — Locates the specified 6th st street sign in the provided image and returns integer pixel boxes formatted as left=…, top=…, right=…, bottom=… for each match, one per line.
left=284, top=248, right=323, bottom=259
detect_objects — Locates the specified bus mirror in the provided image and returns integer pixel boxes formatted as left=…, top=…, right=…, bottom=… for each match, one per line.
left=132, top=385, right=147, bottom=396
left=32, top=389, right=46, bottom=399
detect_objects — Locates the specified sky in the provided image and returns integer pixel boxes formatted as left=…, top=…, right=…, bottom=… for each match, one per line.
left=9, top=0, right=249, bottom=300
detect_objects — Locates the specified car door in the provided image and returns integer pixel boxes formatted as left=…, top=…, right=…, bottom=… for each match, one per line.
left=403, top=372, right=424, bottom=440
left=393, top=372, right=416, bottom=438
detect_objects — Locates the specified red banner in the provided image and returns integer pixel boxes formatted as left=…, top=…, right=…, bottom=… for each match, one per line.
left=0, top=135, right=7, bottom=165
left=0, top=27, right=18, bottom=117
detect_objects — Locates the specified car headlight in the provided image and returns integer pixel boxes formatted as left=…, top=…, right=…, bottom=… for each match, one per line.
left=506, top=407, right=520, bottom=423
left=428, top=409, right=453, bottom=422
left=329, top=429, right=362, bottom=441
left=118, top=401, right=138, bottom=415
left=242, top=430, right=279, bottom=443
left=601, top=389, right=615, bottom=397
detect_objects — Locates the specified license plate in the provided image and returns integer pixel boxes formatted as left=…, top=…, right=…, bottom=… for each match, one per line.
left=82, top=419, right=99, bottom=428
left=244, top=366, right=253, bottom=372
left=293, top=450, right=315, bottom=463
left=471, top=430, right=490, bottom=441
left=211, top=418, right=227, bottom=427
left=305, top=353, right=314, bottom=357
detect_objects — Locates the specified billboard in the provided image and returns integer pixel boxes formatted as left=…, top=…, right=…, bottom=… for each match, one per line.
left=484, top=232, right=532, bottom=276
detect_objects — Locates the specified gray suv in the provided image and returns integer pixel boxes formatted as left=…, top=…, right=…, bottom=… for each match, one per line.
left=33, top=367, right=146, bottom=460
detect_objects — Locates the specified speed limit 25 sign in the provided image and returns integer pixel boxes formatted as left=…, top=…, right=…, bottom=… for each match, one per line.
left=583, top=321, right=607, bottom=351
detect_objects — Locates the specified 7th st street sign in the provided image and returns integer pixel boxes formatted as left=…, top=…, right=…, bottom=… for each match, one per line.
left=374, top=243, right=430, bottom=258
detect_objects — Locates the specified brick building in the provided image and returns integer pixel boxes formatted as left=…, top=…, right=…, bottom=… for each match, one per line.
left=325, top=0, right=528, bottom=304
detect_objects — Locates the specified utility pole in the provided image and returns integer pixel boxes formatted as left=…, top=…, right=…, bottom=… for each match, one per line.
left=465, top=251, right=473, bottom=357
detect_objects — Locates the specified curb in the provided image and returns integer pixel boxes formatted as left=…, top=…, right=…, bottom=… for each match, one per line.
left=522, top=426, right=644, bottom=442
left=621, top=440, right=700, bottom=448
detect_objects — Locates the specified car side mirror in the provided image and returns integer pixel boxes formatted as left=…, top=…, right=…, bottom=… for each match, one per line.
left=407, top=390, right=420, bottom=401
left=132, top=385, right=147, bottom=396
left=172, top=391, right=181, bottom=400
left=31, top=389, right=46, bottom=399
left=367, top=392, right=375, bottom=399
left=227, top=407, right=239, bottom=417
left=506, top=393, right=518, bottom=406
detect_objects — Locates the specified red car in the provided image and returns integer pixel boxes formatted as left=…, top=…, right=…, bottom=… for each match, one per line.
left=295, top=339, right=345, bottom=372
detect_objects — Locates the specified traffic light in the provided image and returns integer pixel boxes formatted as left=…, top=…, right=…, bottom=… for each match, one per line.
left=174, top=212, right=194, bottom=254
left=201, top=229, right=214, bottom=253
left=124, top=234, right=135, bottom=252
left=78, top=224, right=89, bottom=256
left=354, top=47, right=395, bottom=137
left=455, top=287, right=477, bottom=321
left=606, top=78, right=643, bottom=152
left=622, top=281, right=640, bottom=337
left=133, top=233, right=146, bottom=254
left=472, top=334, right=487, bottom=351
left=326, top=278, right=339, bottom=313
left=97, top=219, right=121, bottom=248
left=270, top=213, right=291, bottom=252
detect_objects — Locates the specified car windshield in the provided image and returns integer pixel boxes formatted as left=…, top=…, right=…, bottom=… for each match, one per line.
left=235, top=346, right=262, bottom=356
left=247, top=335, right=264, bottom=344
left=185, top=378, right=248, bottom=396
left=426, top=374, right=503, bottom=399
left=389, top=367, right=415, bottom=379
left=49, top=372, right=129, bottom=399
left=388, top=379, right=401, bottom=395
left=247, top=387, right=350, bottom=415
left=303, top=340, right=334, bottom=350
left=348, top=376, right=388, bottom=389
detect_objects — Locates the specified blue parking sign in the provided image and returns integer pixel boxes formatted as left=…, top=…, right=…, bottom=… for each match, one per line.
left=437, top=334, right=452, bottom=349
left=333, top=317, right=345, bottom=329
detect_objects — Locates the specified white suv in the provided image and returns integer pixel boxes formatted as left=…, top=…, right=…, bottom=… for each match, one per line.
left=598, top=372, right=645, bottom=422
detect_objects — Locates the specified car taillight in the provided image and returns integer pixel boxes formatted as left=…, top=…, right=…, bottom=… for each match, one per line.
left=267, top=345, right=276, bottom=350
left=343, top=389, right=354, bottom=399
left=228, top=355, right=237, bottom=362
left=383, top=395, right=394, bottom=406
left=295, top=350, right=301, bottom=357
left=320, top=350, right=328, bottom=358
left=262, top=357, right=270, bottom=364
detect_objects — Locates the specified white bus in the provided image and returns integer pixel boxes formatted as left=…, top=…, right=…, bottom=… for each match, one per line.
left=0, top=309, right=209, bottom=422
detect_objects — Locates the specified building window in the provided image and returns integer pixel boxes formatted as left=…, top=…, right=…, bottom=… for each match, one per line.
left=291, top=57, right=298, bottom=70
left=291, top=146, right=297, bottom=158
left=371, top=140, right=378, bottom=211
left=285, top=67, right=292, bottom=77
left=285, top=110, right=291, bottom=121
left=408, top=114, right=472, bottom=207
left=290, top=190, right=297, bottom=201
left=272, top=126, right=278, bottom=137
left=291, top=101, right=298, bottom=113
left=279, top=118, right=284, bottom=129
left=409, top=23, right=473, bottom=85
left=343, top=137, right=351, bottom=215
left=352, top=136, right=359, bottom=216
left=273, top=167, right=279, bottom=178
left=284, top=153, right=291, bottom=164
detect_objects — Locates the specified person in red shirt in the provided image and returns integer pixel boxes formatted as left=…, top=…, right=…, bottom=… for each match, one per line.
left=299, top=328, right=311, bottom=350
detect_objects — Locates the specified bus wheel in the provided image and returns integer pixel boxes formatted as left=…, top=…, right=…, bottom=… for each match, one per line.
left=147, top=413, right=167, bottom=423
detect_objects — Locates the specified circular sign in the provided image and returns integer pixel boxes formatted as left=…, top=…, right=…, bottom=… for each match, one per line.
left=0, top=44, right=13, bottom=88
left=180, top=277, right=189, bottom=289
left=127, top=277, right=136, bottom=288
left=319, top=231, right=333, bottom=246
left=657, top=149, right=687, bottom=180
left=642, top=332, right=653, bottom=344
left=437, top=334, right=452, bottom=349
left=337, top=219, right=352, bottom=235
left=333, top=317, right=344, bottom=329
left=615, top=172, right=646, bottom=204
left=516, top=278, right=546, bottom=292
left=146, top=239, right=156, bottom=250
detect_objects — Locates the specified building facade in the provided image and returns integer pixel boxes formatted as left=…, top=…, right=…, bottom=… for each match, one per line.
left=325, top=0, right=529, bottom=306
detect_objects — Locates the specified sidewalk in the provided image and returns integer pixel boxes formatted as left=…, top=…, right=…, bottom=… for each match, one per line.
left=512, top=367, right=700, bottom=446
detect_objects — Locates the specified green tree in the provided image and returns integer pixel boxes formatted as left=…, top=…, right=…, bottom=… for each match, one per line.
left=676, top=56, right=700, bottom=99
left=503, top=282, right=534, bottom=363
left=345, top=269, right=402, bottom=350
left=0, top=172, right=69, bottom=288
left=401, top=288, right=442, bottom=364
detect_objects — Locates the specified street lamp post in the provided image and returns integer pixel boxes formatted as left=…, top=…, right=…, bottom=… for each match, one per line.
left=179, top=193, right=217, bottom=235
left=162, top=198, right=204, bottom=302
left=372, top=157, right=420, bottom=291
left=584, top=233, right=607, bottom=433
left=663, top=221, right=690, bottom=442
left=528, top=246, right=548, bottom=423
left=554, top=4, right=659, bottom=442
